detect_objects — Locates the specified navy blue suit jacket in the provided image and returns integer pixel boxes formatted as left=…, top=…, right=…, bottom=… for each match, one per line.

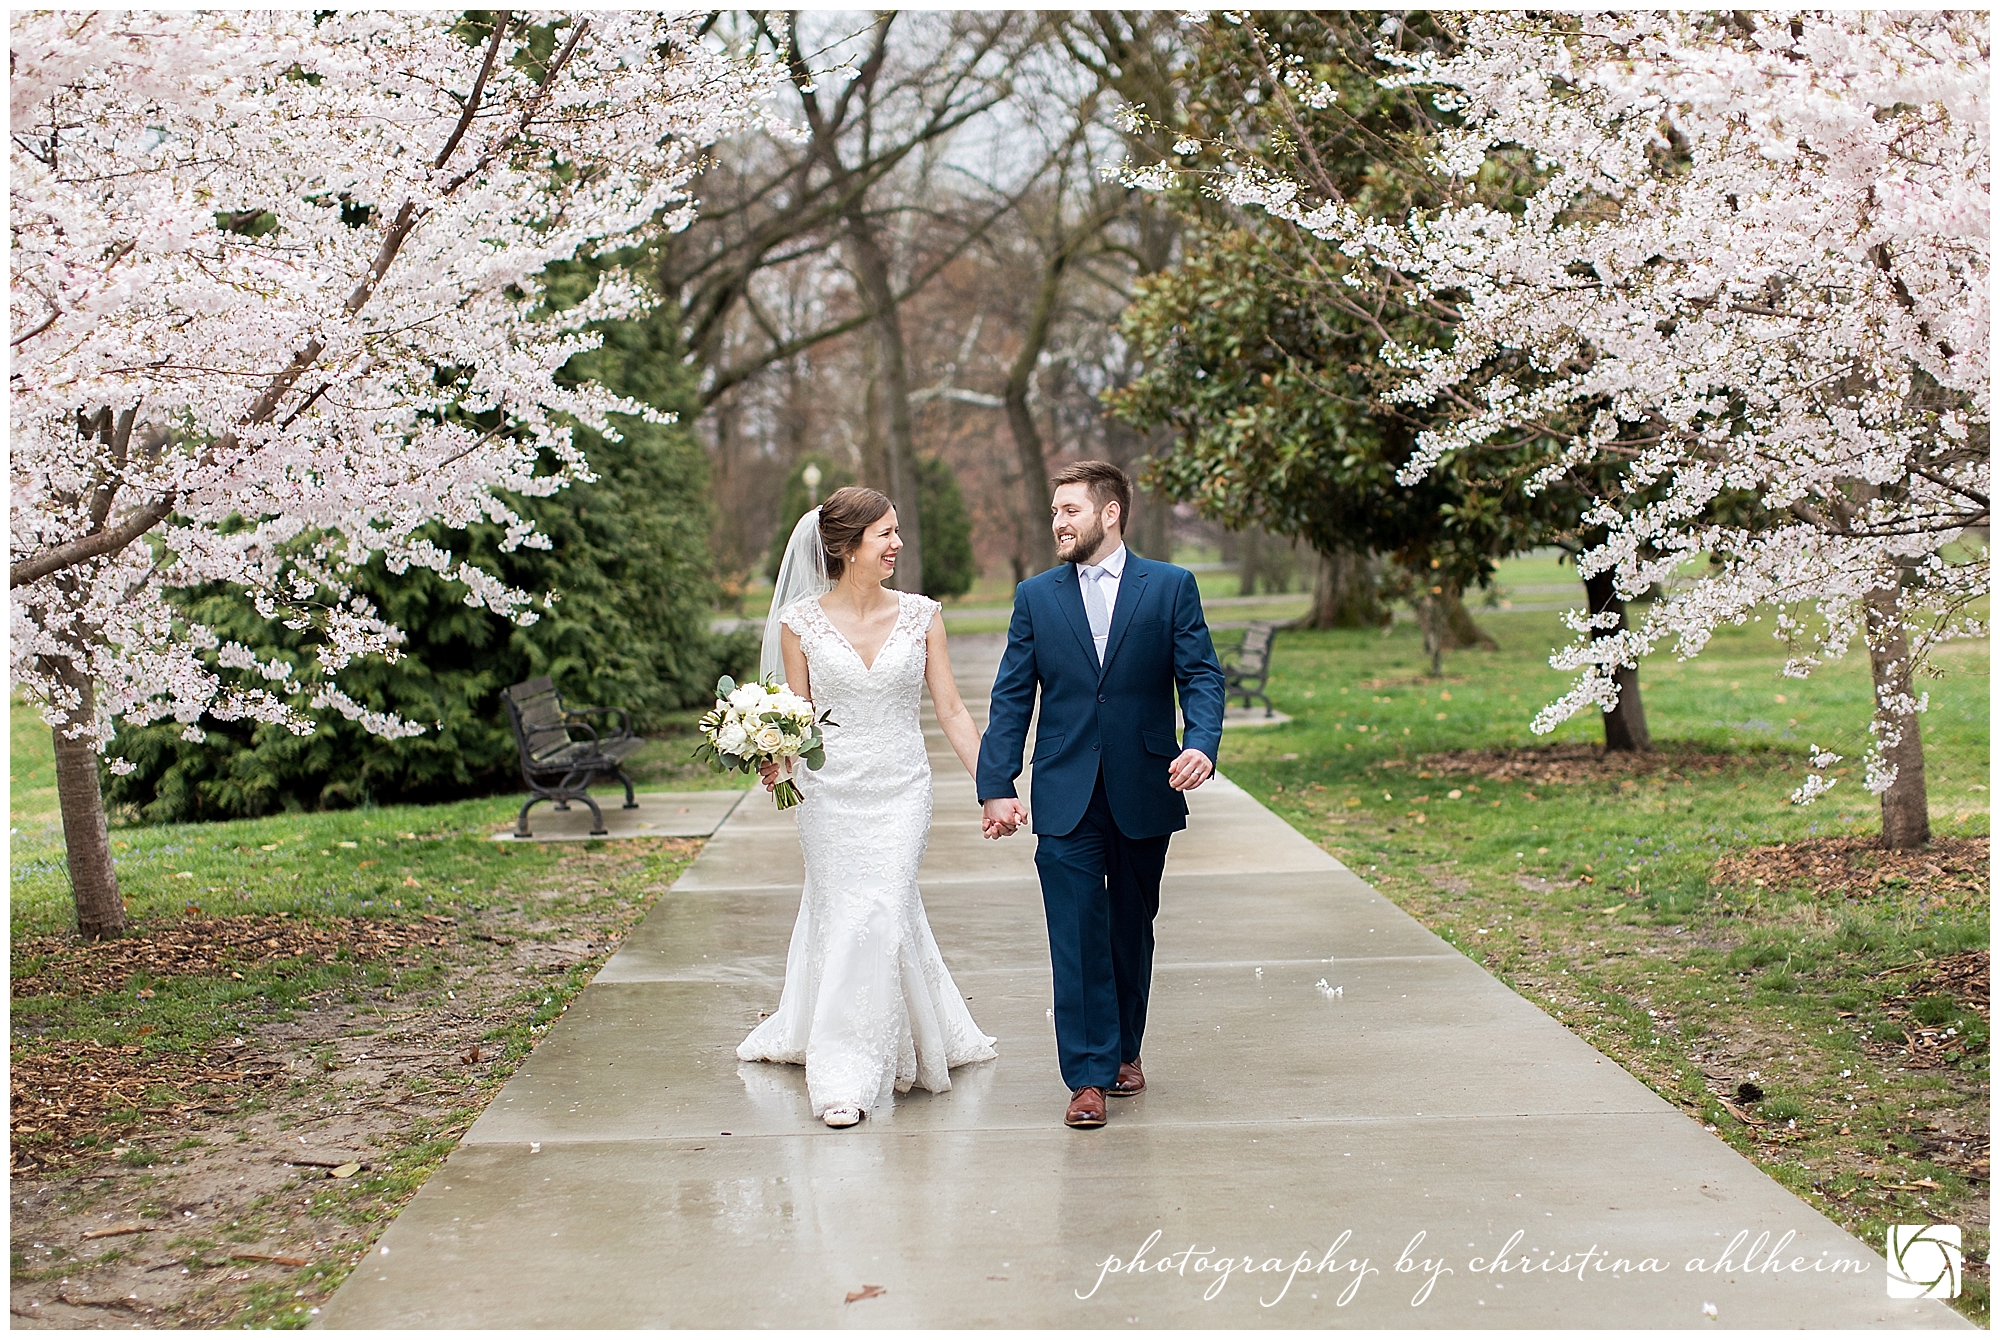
left=977, top=555, right=1227, bottom=839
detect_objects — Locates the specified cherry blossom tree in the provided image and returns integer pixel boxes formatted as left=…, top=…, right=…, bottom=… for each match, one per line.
left=11, top=11, right=780, bottom=936
left=1161, top=11, right=1987, bottom=848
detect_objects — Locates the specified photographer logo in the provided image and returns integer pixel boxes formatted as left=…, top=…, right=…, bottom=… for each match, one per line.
left=1885, top=1225, right=1960, bottom=1299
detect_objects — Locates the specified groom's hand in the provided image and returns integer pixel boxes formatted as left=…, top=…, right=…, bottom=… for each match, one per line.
left=982, top=797, right=1027, bottom=838
left=1167, top=748, right=1214, bottom=791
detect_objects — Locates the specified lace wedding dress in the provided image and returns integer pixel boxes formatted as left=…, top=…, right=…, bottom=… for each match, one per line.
left=736, top=590, right=997, bottom=1118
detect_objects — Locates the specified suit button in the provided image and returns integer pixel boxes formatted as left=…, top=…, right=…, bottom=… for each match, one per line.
left=1097, top=694, right=1107, bottom=703
left=1091, top=742, right=1099, bottom=751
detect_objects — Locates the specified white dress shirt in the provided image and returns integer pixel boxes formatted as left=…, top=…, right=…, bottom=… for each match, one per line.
left=1077, top=542, right=1127, bottom=665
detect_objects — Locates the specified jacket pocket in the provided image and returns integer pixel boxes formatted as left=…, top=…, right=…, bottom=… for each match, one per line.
left=1032, top=732, right=1066, bottom=762
left=1142, top=729, right=1179, bottom=758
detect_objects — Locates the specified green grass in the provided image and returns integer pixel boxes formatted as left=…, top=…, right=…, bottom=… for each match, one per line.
left=10, top=692, right=734, bottom=1072
left=1210, top=555, right=1989, bottom=1324
left=11, top=766, right=593, bottom=941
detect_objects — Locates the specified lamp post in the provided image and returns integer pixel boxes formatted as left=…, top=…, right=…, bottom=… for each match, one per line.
left=802, top=462, right=822, bottom=508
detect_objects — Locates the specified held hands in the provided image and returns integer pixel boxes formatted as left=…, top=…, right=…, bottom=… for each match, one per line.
left=1167, top=747, right=1214, bottom=792
left=981, top=797, right=1028, bottom=839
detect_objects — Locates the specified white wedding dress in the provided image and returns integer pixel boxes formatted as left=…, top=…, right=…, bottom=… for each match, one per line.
left=736, top=590, right=997, bottom=1118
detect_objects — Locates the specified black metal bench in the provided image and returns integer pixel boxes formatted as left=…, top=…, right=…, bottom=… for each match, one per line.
left=502, top=676, right=644, bottom=837
left=1221, top=621, right=1277, bottom=716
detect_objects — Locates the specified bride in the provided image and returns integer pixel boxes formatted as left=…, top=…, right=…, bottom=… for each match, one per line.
left=736, top=485, right=997, bottom=1128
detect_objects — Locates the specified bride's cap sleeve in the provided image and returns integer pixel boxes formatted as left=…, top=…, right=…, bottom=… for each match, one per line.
left=778, top=597, right=814, bottom=639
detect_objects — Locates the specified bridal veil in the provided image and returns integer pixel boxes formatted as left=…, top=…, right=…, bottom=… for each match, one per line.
left=761, top=507, right=832, bottom=683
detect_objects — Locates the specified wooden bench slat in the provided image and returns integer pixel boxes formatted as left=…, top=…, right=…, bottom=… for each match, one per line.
left=501, top=676, right=643, bottom=836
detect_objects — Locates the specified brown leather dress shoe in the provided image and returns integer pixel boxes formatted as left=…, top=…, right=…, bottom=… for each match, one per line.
left=1109, top=1058, right=1145, bottom=1096
left=1064, top=1086, right=1108, bottom=1128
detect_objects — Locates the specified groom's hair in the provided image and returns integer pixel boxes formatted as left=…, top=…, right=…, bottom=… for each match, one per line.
left=1049, top=460, right=1131, bottom=526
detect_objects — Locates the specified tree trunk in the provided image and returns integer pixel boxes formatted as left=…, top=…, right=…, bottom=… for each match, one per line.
left=1100, top=417, right=1171, bottom=558
left=1004, top=388, right=1053, bottom=574
left=1865, top=575, right=1930, bottom=849
left=1237, top=526, right=1266, bottom=596
left=1302, top=546, right=1384, bottom=629
left=843, top=218, right=922, bottom=593
left=1415, top=579, right=1496, bottom=676
left=1129, top=482, right=1172, bottom=561
left=1004, top=252, right=1062, bottom=575
left=1581, top=568, right=1652, bottom=753
left=48, top=660, right=124, bottom=939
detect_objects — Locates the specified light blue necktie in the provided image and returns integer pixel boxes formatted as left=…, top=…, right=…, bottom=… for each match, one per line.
left=1079, top=563, right=1111, bottom=660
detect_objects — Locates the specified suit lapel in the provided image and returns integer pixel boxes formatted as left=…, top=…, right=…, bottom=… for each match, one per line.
left=1099, top=559, right=1149, bottom=678
left=1053, top=565, right=1098, bottom=667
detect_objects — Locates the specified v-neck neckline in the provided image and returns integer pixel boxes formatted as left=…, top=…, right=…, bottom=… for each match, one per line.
left=816, top=593, right=902, bottom=672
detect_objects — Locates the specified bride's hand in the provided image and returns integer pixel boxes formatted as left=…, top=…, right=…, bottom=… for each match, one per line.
left=981, top=797, right=1027, bottom=838
left=757, top=759, right=780, bottom=791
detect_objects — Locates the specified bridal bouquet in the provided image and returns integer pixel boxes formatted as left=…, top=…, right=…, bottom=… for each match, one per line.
left=692, top=674, right=831, bottom=810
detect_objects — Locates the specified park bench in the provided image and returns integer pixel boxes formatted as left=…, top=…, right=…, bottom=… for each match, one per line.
left=502, top=676, right=644, bottom=837
left=1220, top=620, right=1277, bottom=716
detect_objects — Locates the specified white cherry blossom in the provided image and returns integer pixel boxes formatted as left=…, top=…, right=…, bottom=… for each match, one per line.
left=11, top=11, right=781, bottom=757
left=1148, top=12, right=1987, bottom=843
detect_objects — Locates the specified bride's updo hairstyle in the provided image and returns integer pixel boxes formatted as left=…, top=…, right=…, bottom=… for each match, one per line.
left=818, top=485, right=893, bottom=581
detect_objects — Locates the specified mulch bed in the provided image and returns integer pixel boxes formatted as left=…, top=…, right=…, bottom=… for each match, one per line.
left=1868, top=949, right=1992, bottom=1073
left=11, top=914, right=465, bottom=1173
left=1414, top=742, right=1750, bottom=784
left=1900, top=949, right=1993, bottom=1011
left=1709, top=836, right=1989, bottom=906
left=10, top=1039, right=288, bottom=1173
left=11, top=913, right=460, bottom=999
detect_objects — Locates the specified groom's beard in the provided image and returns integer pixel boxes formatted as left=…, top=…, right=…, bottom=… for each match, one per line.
left=1054, top=514, right=1107, bottom=564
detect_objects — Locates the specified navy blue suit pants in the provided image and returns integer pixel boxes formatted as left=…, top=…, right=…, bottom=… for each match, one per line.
left=1035, top=768, right=1171, bottom=1091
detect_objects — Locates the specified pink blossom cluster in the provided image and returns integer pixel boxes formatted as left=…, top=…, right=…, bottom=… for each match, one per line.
left=11, top=12, right=781, bottom=759
left=1176, top=12, right=1988, bottom=802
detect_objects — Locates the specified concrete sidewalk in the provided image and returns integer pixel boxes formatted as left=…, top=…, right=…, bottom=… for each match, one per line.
left=320, top=634, right=1970, bottom=1329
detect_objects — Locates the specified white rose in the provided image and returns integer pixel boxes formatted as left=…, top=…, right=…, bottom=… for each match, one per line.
left=727, top=685, right=763, bottom=711
left=716, top=721, right=749, bottom=755
left=755, top=724, right=786, bottom=753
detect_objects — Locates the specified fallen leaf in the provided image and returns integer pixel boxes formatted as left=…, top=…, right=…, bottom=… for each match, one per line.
left=80, top=1224, right=152, bottom=1240
left=1718, top=1098, right=1766, bottom=1126
left=845, top=1285, right=886, bottom=1303
left=231, top=1252, right=311, bottom=1268
left=329, top=1163, right=362, bottom=1179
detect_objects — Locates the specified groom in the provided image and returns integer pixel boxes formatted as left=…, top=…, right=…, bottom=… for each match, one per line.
left=978, top=461, right=1227, bottom=1129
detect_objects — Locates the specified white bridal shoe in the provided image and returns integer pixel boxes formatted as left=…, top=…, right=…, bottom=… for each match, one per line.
left=823, top=1105, right=863, bottom=1128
